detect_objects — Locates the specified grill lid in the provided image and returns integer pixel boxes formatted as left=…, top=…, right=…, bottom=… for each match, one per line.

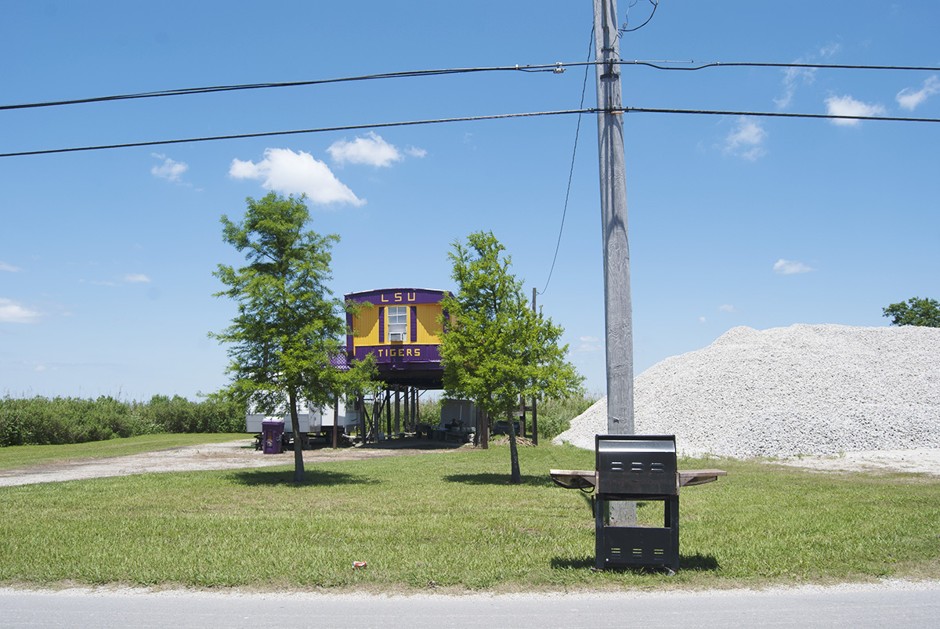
left=595, top=434, right=677, bottom=496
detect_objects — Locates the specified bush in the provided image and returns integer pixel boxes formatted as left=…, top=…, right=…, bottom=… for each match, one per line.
left=135, top=394, right=248, bottom=434
left=0, top=393, right=247, bottom=447
left=0, top=396, right=148, bottom=446
left=415, top=394, right=596, bottom=441
left=534, top=395, right=596, bottom=441
left=417, top=397, right=442, bottom=425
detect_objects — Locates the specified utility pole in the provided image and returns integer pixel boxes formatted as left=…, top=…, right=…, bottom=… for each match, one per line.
left=531, top=287, right=538, bottom=445
left=594, top=0, right=636, bottom=525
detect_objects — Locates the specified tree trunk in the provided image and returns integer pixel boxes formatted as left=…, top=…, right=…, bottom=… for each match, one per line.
left=288, top=388, right=305, bottom=483
left=332, top=396, right=339, bottom=449
left=508, top=413, right=521, bottom=484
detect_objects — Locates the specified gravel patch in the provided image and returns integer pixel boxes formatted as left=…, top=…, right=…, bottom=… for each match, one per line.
left=0, top=439, right=460, bottom=487
left=555, top=324, right=940, bottom=473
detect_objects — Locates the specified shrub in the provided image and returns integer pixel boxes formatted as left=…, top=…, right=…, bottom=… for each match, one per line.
left=534, top=395, right=596, bottom=441
left=0, top=393, right=248, bottom=447
left=415, top=394, right=596, bottom=441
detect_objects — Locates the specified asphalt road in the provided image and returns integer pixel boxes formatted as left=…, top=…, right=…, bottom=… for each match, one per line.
left=2, top=581, right=939, bottom=628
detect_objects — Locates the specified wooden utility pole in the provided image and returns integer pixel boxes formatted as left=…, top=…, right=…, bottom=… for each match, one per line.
left=531, top=287, right=539, bottom=445
left=594, top=0, right=636, bottom=525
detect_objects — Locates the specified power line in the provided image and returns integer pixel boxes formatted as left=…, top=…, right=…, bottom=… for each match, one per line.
left=540, top=29, right=594, bottom=297
left=3, top=106, right=938, bottom=159
left=0, top=109, right=593, bottom=158
left=620, top=60, right=940, bottom=72
left=620, top=0, right=659, bottom=34
left=0, top=64, right=566, bottom=112
left=624, top=106, right=940, bottom=123
left=3, top=60, right=937, bottom=113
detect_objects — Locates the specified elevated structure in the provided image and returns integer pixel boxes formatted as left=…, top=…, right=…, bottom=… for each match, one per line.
left=345, top=288, right=446, bottom=389
left=345, top=288, right=447, bottom=441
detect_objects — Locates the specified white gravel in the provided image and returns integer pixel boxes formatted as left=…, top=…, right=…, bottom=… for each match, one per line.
left=555, top=324, right=940, bottom=471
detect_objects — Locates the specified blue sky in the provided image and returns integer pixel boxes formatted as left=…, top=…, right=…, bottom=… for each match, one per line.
left=1, top=1, right=938, bottom=401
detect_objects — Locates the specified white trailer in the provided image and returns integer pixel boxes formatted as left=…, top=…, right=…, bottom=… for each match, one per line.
left=246, top=399, right=360, bottom=448
left=435, top=399, right=477, bottom=442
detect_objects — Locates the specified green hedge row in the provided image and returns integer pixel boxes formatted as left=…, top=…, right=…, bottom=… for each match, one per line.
left=418, top=395, right=596, bottom=441
left=0, top=395, right=247, bottom=447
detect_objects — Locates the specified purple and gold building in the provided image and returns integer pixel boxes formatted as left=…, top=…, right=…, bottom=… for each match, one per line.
left=345, top=288, right=446, bottom=389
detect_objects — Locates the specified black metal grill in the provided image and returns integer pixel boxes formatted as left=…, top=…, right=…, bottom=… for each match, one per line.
left=551, top=436, right=726, bottom=574
left=594, top=434, right=679, bottom=572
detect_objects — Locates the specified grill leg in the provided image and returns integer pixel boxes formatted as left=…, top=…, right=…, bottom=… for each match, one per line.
left=666, top=495, right=679, bottom=572
left=594, top=497, right=606, bottom=571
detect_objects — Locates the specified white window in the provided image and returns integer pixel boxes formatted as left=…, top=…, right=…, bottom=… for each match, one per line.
left=388, top=306, right=407, bottom=341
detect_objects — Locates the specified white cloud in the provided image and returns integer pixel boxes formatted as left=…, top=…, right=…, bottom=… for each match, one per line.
left=0, top=298, right=40, bottom=324
left=82, top=274, right=150, bottom=286
left=576, top=335, right=602, bottom=353
left=775, top=66, right=816, bottom=109
left=818, top=43, right=841, bottom=58
left=0, top=261, right=21, bottom=272
left=724, top=117, right=766, bottom=161
left=774, top=44, right=839, bottom=109
left=228, top=159, right=258, bottom=179
left=773, top=259, right=814, bottom=275
left=327, top=132, right=404, bottom=167
left=229, top=148, right=364, bottom=207
left=825, top=95, right=886, bottom=126
left=719, top=304, right=736, bottom=313
left=896, top=75, right=940, bottom=111
left=698, top=316, right=707, bottom=324
left=405, top=146, right=428, bottom=158
left=151, top=153, right=189, bottom=182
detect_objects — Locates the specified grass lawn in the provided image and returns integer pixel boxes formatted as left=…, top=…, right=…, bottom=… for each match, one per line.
left=1, top=442, right=938, bottom=591
left=0, top=433, right=247, bottom=471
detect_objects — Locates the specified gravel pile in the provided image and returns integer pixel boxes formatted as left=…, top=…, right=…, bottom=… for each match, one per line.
left=555, top=324, right=940, bottom=458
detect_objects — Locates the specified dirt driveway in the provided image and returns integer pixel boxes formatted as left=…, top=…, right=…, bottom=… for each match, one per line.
left=0, top=439, right=463, bottom=488
left=3, top=439, right=937, bottom=489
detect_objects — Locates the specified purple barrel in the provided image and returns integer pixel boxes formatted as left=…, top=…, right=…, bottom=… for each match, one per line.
left=261, top=419, right=285, bottom=454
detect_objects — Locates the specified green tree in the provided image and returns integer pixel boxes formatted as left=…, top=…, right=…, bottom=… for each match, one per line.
left=882, top=297, right=940, bottom=328
left=440, top=231, right=583, bottom=484
left=211, top=193, right=375, bottom=482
